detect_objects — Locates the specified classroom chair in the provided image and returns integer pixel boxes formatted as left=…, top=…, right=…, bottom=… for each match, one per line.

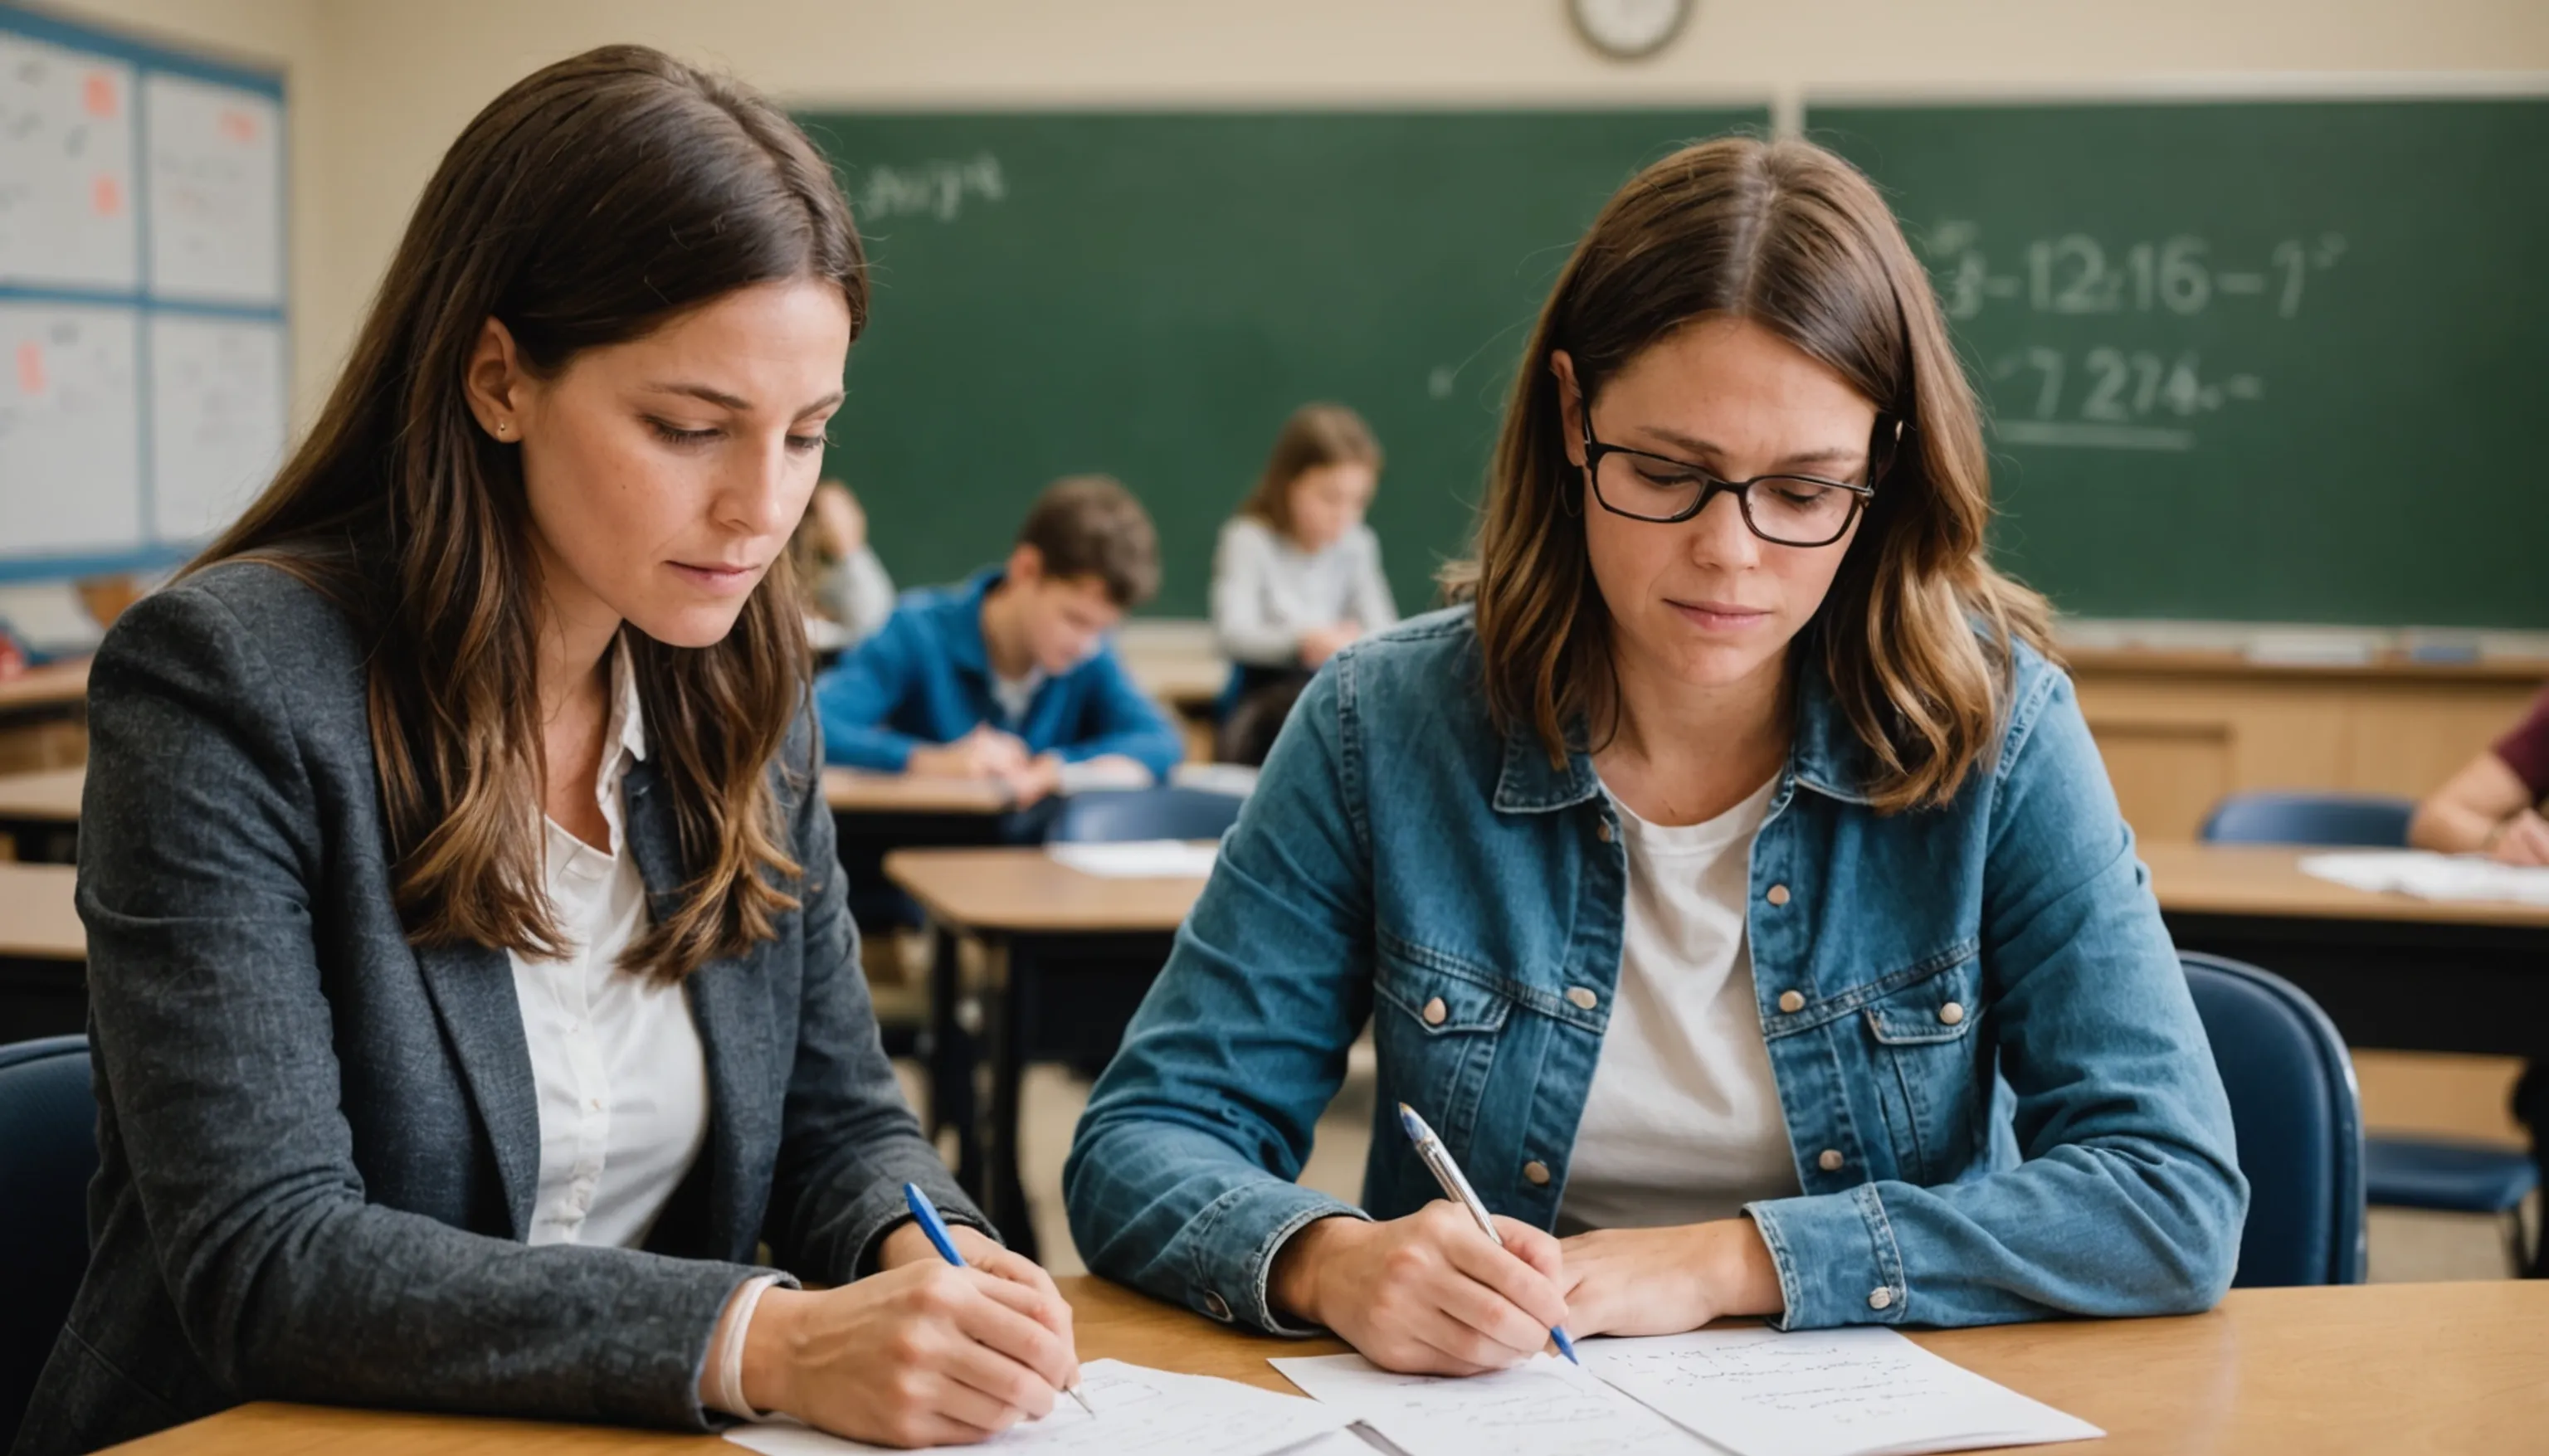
left=1036, top=786, right=1246, bottom=1069
left=2200, top=790, right=2540, bottom=1273
left=2181, top=953, right=2366, bottom=1286
left=0, top=1035, right=96, bottom=1449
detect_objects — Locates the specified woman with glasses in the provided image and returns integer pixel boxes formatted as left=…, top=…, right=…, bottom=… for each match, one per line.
left=1065, top=135, right=2244, bottom=1371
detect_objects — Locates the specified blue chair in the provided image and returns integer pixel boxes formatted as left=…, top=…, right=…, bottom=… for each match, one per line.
left=2201, top=790, right=2540, bottom=1273
left=1, top=1035, right=96, bottom=1449
left=2199, top=791, right=2415, bottom=848
left=1050, top=786, right=1247, bottom=845
left=2181, top=953, right=2366, bottom=1286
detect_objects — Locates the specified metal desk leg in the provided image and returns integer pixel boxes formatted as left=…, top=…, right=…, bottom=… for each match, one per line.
left=983, top=933, right=1038, bottom=1261
left=925, top=921, right=981, bottom=1194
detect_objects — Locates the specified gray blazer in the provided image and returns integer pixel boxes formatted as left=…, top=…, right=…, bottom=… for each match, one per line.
left=16, top=562, right=986, bottom=1455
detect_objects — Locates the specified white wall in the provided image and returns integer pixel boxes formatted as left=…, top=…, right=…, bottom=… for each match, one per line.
left=31, top=0, right=2549, bottom=428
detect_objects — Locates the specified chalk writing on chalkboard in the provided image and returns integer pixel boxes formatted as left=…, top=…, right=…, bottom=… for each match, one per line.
left=1918, top=222, right=2344, bottom=454
left=853, top=153, right=1005, bottom=222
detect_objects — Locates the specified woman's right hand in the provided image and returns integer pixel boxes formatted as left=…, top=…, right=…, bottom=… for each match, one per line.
left=743, top=1263, right=1079, bottom=1448
left=2488, top=807, right=2549, bottom=866
left=1269, top=1201, right=1571, bottom=1376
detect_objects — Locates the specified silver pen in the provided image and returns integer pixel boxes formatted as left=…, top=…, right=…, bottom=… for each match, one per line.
left=1396, top=1102, right=1580, bottom=1363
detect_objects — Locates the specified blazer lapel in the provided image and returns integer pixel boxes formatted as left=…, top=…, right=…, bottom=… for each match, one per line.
left=413, top=937, right=542, bottom=1239
left=623, top=760, right=777, bottom=1256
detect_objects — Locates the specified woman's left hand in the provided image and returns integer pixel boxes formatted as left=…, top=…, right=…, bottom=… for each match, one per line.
left=1556, top=1218, right=1786, bottom=1337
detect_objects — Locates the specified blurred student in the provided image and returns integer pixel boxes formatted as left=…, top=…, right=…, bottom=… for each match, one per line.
left=19, top=48, right=1080, bottom=1455
left=2410, top=689, right=2549, bottom=1277
left=792, top=479, right=897, bottom=649
left=1067, top=136, right=2244, bottom=1371
left=816, top=475, right=1182, bottom=803
left=1211, top=403, right=1396, bottom=764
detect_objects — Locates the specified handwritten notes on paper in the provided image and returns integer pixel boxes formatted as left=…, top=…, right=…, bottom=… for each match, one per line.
left=2299, top=850, right=2549, bottom=908
left=1270, top=1353, right=1700, bottom=1456
left=143, top=72, right=281, bottom=305
left=724, top=1358, right=1352, bottom=1456
left=1582, top=1327, right=2102, bottom=1456
left=0, top=303, right=139, bottom=554
left=148, top=314, right=285, bottom=540
left=0, top=32, right=138, bottom=290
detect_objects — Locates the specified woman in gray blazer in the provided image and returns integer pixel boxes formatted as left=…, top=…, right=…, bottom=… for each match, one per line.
left=17, top=47, right=1077, bottom=1455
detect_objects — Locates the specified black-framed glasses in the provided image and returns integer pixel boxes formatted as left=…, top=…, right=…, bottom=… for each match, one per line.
left=1578, top=411, right=1892, bottom=548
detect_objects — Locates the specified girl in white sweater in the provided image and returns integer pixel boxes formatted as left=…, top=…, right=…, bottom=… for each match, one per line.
left=1210, top=403, right=1396, bottom=761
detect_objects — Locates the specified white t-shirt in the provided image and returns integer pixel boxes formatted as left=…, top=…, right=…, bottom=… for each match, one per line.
left=1557, top=774, right=1802, bottom=1233
left=509, top=639, right=710, bottom=1249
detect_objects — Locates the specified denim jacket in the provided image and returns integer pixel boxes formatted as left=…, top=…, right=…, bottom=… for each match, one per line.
left=1065, top=607, right=2245, bottom=1335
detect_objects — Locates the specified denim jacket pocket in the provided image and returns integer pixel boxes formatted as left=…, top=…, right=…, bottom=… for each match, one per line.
left=1373, top=938, right=1514, bottom=1142
left=1859, top=952, right=1989, bottom=1186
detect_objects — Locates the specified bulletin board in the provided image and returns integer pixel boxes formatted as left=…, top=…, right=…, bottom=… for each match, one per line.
left=0, top=3, right=287, bottom=582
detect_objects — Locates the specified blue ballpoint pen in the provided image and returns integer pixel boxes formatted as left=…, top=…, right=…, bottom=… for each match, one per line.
left=1396, top=1104, right=1581, bottom=1365
left=902, top=1182, right=1096, bottom=1416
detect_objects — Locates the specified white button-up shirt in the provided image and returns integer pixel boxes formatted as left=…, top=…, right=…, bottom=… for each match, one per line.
left=510, top=640, right=709, bottom=1249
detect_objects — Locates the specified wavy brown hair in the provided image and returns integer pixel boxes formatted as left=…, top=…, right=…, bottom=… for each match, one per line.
left=1448, top=135, right=2053, bottom=813
left=1237, top=402, right=1383, bottom=542
left=192, top=46, right=861, bottom=979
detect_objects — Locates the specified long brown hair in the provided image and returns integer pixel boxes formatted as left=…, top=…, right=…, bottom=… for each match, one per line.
left=1450, top=135, right=2052, bottom=813
left=1237, top=402, right=1383, bottom=543
left=193, top=46, right=862, bottom=979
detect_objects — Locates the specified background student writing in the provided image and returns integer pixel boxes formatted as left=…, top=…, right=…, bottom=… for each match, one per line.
left=814, top=475, right=1184, bottom=802
left=1210, top=403, right=1396, bottom=764
left=18, top=47, right=1079, bottom=1455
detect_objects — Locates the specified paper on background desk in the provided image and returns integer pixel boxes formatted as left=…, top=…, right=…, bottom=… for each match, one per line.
left=723, top=1358, right=1351, bottom=1456
left=2298, top=850, right=2549, bottom=906
left=1271, top=1351, right=1703, bottom=1456
left=1582, top=1326, right=2103, bottom=1456
left=1046, top=840, right=1220, bottom=879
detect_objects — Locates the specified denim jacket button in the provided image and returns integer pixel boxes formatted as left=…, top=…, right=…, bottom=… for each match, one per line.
left=1201, top=1290, right=1232, bottom=1322
left=1523, top=1161, right=1552, bottom=1186
left=1818, top=1148, right=1845, bottom=1171
left=1422, top=997, right=1448, bottom=1026
left=1938, top=1001, right=1967, bottom=1026
left=1868, top=1287, right=1894, bottom=1311
left=1565, top=986, right=1598, bottom=1010
left=1777, top=990, right=1806, bottom=1014
left=1596, top=819, right=1616, bottom=843
left=1765, top=884, right=1791, bottom=907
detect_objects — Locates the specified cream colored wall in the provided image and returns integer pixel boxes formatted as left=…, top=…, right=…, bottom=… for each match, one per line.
left=32, top=0, right=2549, bottom=428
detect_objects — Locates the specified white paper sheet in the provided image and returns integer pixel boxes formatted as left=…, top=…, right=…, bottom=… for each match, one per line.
left=143, top=72, right=282, bottom=305
left=723, top=1358, right=1351, bottom=1456
left=2298, top=850, right=2549, bottom=907
left=1046, top=840, right=1219, bottom=879
left=1582, top=1327, right=2102, bottom=1456
left=1271, top=1352, right=1707, bottom=1456
left=0, top=301, right=141, bottom=555
left=147, top=314, right=285, bottom=541
left=0, top=33, right=139, bottom=290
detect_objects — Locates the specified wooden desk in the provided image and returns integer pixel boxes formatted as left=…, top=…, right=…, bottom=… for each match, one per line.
left=0, top=764, right=84, bottom=862
left=886, top=845, right=1207, bottom=1254
left=821, top=767, right=1015, bottom=816
left=105, top=1276, right=2549, bottom=1454
left=2142, top=841, right=2549, bottom=1058
left=0, top=658, right=89, bottom=715
left=0, top=859, right=85, bottom=1043
left=0, top=658, right=90, bottom=775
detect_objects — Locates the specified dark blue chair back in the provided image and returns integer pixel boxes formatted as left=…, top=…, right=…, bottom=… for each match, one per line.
left=2199, top=791, right=2414, bottom=847
left=1, top=1035, right=96, bottom=1449
left=2180, top=955, right=2365, bottom=1286
left=1050, top=786, right=1245, bottom=845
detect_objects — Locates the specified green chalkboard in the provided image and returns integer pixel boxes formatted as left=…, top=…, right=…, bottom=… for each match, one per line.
left=797, top=109, right=1766, bottom=616
left=1811, top=99, right=2549, bottom=628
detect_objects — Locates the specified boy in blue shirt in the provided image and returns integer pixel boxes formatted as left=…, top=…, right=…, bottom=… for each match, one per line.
left=816, top=475, right=1183, bottom=801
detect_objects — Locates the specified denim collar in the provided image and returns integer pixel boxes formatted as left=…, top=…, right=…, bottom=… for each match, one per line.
left=1489, top=658, right=1874, bottom=815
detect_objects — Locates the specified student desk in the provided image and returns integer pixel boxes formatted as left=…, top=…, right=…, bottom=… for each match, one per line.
left=0, top=658, right=90, bottom=775
left=0, top=764, right=84, bottom=863
left=100, top=1275, right=2549, bottom=1454
left=0, top=859, right=83, bottom=1043
left=2141, top=842, right=2549, bottom=1059
left=884, top=845, right=1199, bottom=1257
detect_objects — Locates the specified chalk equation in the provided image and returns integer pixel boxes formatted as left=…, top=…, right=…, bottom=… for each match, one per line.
left=855, top=152, right=1005, bottom=222
left=1923, top=221, right=2346, bottom=322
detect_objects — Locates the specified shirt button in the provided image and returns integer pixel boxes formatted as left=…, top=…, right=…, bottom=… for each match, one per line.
left=1201, top=1290, right=1232, bottom=1322
left=1938, top=1001, right=1967, bottom=1026
left=1565, top=986, right=1598, bottom=1010
left=1765, top=884, right=1791, bottom=907
left=1818, top=1149, right=1845, bottom=1172
left=1869, top=1287, right=1895, bottom=1311
left=1422, top=997, right=1448, bottom=1026
left=588, top=1097, right=604, bottom=1111
left=1596, top=821, right=1615, bottom=844
left=1523, top=1160, right=1552, bottom=1186
left=1777, top=990, right=1806, bottom=1014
